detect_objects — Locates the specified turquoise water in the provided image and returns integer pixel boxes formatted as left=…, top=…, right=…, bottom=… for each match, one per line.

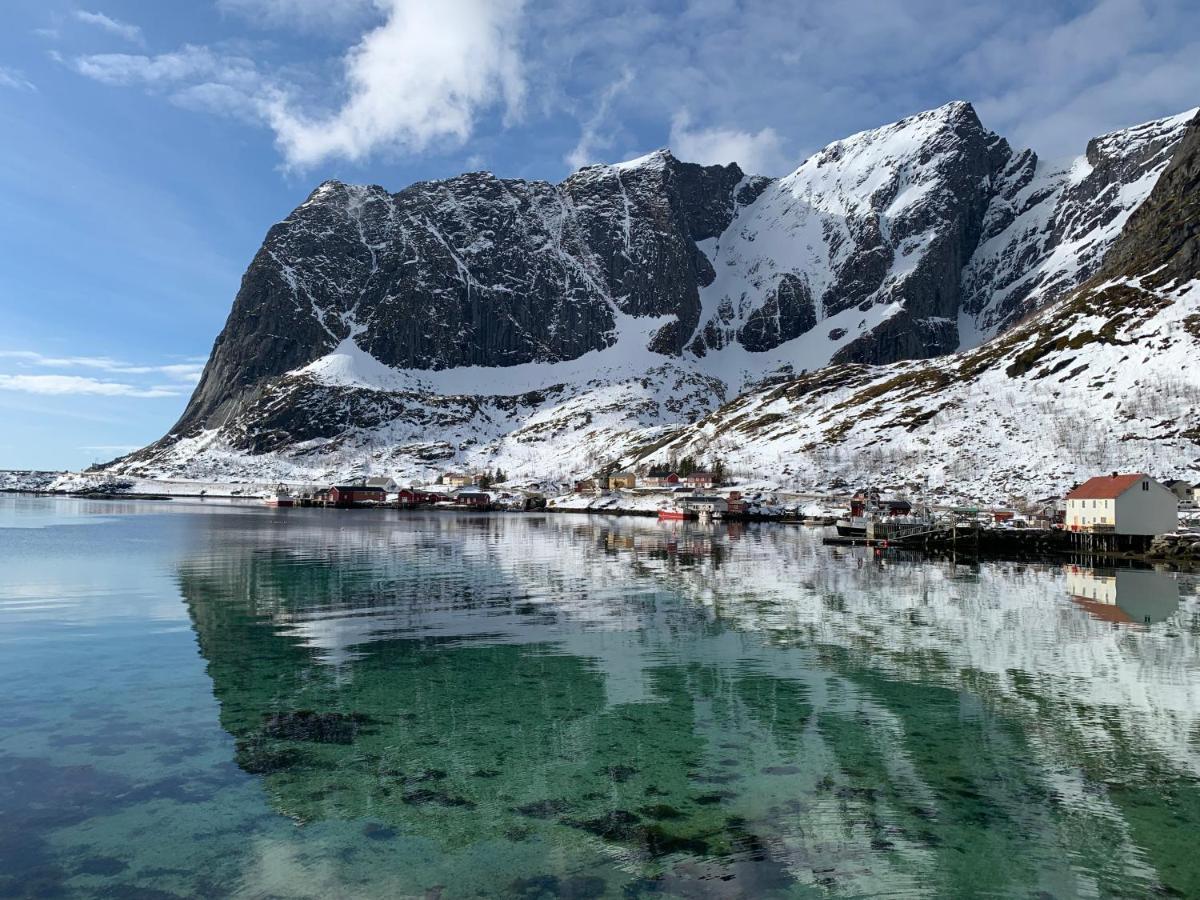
left=1, top=495, right=1198, bottom=898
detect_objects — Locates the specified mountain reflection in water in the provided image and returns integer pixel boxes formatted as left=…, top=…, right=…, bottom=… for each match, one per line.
left=174, top=511, right=1200, bottom=898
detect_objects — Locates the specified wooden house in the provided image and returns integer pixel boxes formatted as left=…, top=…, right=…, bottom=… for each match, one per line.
left=642, top=472, right=680, bottom=488
left=609, top=471, right=637, bottom=489
left=328, top=485, right=388, bottom=507
left=1065, top=473, right=1177, bottom=535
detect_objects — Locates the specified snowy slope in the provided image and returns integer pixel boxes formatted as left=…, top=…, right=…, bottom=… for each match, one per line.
left=631, top=276, right=1200, bottom=502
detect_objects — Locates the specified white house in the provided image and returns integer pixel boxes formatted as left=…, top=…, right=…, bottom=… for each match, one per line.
left=679, top=495, right=728, bottom=515
left=1064, top=473, right=1178, bottom=535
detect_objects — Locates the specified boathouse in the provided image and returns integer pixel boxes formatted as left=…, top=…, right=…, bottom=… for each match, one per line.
left=329, top=485, right=388, bottom=507
left=1064, top=473, right=1177, bottom=546
left=454, top=490, right=492, bottom=509
left=679, top=495, right=728, bottom=515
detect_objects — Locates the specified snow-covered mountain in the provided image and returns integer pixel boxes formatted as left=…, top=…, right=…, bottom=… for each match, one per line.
left=634, top=110, right=1200, bottom=500
left=111, top=102, right=1198, bottom=493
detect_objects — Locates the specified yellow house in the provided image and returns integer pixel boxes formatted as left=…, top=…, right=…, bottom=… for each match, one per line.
left=609, top=471, right=637, bottom=489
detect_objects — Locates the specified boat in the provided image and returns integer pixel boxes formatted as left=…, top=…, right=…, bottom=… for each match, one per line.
left=658, top=508, right=690, bottom=521
left=264, top=488, right=294, bottom=508
left=834, top=517, right=867, bottom=538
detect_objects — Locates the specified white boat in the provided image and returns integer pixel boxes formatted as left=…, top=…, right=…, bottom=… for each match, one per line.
left=263, top=488, right=294, bottom=508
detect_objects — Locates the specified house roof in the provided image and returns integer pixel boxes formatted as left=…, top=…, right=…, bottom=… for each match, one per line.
left=1065, top=474, right=1147, bottom=500
left=331, top=485, right=386, bottom=493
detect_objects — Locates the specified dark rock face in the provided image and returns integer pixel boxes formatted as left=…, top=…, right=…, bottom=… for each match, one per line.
left=1100, top=113, right=1200, bottom=286
left=173, top=152, right=754, bottom=437
left=739, top=274, right=817, bottom=352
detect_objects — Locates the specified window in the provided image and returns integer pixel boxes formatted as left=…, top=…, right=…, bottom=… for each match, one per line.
left=1142, top=481, right=1149, bottom=491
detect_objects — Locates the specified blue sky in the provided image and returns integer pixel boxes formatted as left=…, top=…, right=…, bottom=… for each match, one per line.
left=2, top=0, right=1198, bottom=471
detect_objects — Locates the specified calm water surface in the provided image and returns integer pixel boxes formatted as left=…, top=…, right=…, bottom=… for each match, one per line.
left=1, top=495, right=1198, bottom=899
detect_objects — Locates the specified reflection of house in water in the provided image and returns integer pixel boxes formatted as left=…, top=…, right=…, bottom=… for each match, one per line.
left=1065, top=566, right=1181, bottom=626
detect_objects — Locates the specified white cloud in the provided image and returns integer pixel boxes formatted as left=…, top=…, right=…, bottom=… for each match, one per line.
left=0, top=66, right=36, bottom=92
left=75, top=10, right=145, bottom=46
left=264, top=0, right=527, bottom=168
left=669, top=110, right=790, bottom=176
left=74, top=45, right=256, bottom=89
left=565, top=68, right=634, bottom=170
left=216, top=0, right=379, bottom=33
left=0, top=374, right=182, bottom=398
left=64, top=0, right=1200, bottom=174
left=74, top=45, right=264, bottom=121
left=0, top=351, right=204, bottom=384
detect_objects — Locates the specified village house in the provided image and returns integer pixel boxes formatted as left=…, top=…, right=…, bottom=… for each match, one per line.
left=680, top=494, right=728, bottom=515
left=396, top=488, right=440, bottom=507
left=684, top=471, right=718, bottom=489
left=609, top=471, right=637, bottom=490
left=574, top=478, right=597, bottom=494
left=328, top=485, right=388, bottom=508
left=642, top=472, right=680, bottom=489
left=1064, top=473, right=1177, bottom=535
left=444, top=473, right=478, bottom=488
left=453, top=490, right=492, bottom=509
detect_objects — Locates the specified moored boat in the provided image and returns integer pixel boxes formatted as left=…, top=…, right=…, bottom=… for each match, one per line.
left=264, top=489, right=294, bottom=508
left=835, top=517, right=867, bottom=537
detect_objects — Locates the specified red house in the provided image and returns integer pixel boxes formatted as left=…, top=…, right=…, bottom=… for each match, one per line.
left=455, top=491, right=492, bottom=508
left=397, top=488, right=439, bottom=507
left=328, top=485, right=387, bottom=507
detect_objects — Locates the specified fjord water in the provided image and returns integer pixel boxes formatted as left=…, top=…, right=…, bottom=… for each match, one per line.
left=2, top=497, right=1198, bottom=899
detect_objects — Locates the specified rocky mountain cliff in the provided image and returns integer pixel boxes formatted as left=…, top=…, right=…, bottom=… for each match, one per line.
left=114, top=102, right=1198, bottom=491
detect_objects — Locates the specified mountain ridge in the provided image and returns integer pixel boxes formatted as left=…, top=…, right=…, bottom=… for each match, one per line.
left=110, top=102, right=1200, bottom=496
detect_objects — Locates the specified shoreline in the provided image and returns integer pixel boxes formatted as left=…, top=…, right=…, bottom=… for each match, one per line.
left=4, top=488, right=1196, bottom=570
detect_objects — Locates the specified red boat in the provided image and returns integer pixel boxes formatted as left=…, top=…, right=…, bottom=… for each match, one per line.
left=658, top=508, right=690, bottom=521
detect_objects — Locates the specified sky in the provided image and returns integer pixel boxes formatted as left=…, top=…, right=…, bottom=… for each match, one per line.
left=1, top=0, right=1198, bottom=471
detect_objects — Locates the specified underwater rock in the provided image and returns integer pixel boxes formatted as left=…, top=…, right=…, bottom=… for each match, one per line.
left=260, top=710, right=374, bottom=744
